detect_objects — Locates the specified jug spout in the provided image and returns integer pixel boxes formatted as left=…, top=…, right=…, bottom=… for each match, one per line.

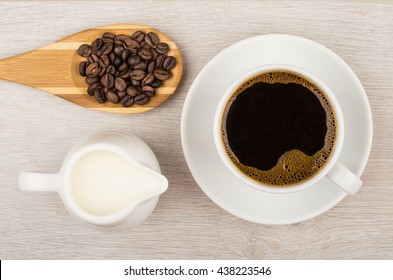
left=151, top=172, right=169, bottom=197
left=114, top=164, right=168, bottom=213
left=124, top=172, right=168, bottom=206
left=109, top=169, right=168, bottom=229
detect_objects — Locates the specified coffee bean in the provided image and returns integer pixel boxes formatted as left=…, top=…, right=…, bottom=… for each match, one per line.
left=101, top=42, right=113, bottom=55
left=91, top=38, right=103, bottom=51
left=163, top=56, right=177, bottom=70
left=123, top=38, right=140, bottom=50
left=98, top=54, right=110, bottom=68
left=100, top=73, right=115, bottom=88
left=156, top=54, right=166, bottom=68
left=128, top=55, right=141, bottom=66
left=135, top=93, right=150, bottom=105
left=138, top=48, right=153, bottom=60
left=87, top=82, right=101, bottom=95
left=114, top=45, right=124, bottom=55
left=131, top=79, right=141, bottom=87
left=115, top=34, right=128, bottom=41
left=85, top=76, right=99, bottom=85
left=114, top=77, right=127, bottom=91
left=131, top=31, right=145, bottom=43
left=147, top=61, right=156, bottom=73
left=119, top=69, right=132, bottom=79
left=115, top=34, right=136, bottom=46
left=145, top=32, right=159, bottom=47
left=86, top=63, right=101, bottom=77
left=109, top=52, right=116, bottom=63
left=99, top=66, right=106, bottom=76
left=153, top=69, right=171, bottom=80
left=114, top=56, right=122, bottom=67
left=117, top=90, right=127, bottom=99
left=77, top=44, right=92, bottom=57
left=118, top=62, right=129, bottom=72
left=120, top=95, right=134, bottom=107
left=102, top=32, right=116, bottom=40
left=126, top=85, right=140, bottom=97
left=94, top=88, right=106, bottom=103
left=102, top=38, right=114, bottom=44
left=88, top=53, right=99, bottom=64
left=142, top=85, right=155, bottom=95
left=151, top=48, right=159, bottom=61
left=115, top=34, right=128, bottom=45
left=105, top=90, right=119, bottom=104
left=90, top=54, right=99, bottom=62
left=87, top=57, right=94, bottom=65
left=79, top=61, right=87, bottom=76
left=142, top=73, right=155, bottom=85
left=145, top=91, right=155, bottom=97
left=156, top=42, right=169, bottom=54
left=121, top=50, right=131, bottom=61
left=150, top=79, right=162, bottom=88
left=140, top=41, right=151, bottom=49
left=130, top=48, right=139, bottom=55
left=130, top=70, right=146, bottom=80
left=106, top=65, right=116, bottom=75
left=133, top=61, right=147, bottom=70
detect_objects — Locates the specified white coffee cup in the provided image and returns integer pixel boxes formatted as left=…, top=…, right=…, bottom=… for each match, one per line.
left=213, top=64, right=362, bottom=195
left=19, top=132, right=168, bottom=230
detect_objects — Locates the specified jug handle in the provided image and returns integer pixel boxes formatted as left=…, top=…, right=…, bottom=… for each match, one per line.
left=19, top=172, right=59, bottom=192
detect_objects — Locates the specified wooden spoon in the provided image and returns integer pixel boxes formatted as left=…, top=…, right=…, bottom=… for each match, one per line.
left=0, top=24, right=183, bottom=114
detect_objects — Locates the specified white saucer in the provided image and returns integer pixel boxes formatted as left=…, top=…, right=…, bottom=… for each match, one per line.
left=181, top=34, right=372, bottom=224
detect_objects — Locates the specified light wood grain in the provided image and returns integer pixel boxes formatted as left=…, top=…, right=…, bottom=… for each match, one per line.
left=0, top=24, right=183, bottom=114
left=0, top=0, right=392, bottom=260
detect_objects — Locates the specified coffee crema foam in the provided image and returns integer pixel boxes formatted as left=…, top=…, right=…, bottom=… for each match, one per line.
left=220, top=71, right=337, bottom=186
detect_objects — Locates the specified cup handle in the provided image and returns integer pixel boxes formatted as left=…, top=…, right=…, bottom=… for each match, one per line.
left=19, top=172, right=59, bottom=192
left=326, top=161, right=362, bottom=196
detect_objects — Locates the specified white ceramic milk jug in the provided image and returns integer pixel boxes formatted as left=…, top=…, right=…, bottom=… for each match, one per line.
left=19, top=132, right=168, bottom=230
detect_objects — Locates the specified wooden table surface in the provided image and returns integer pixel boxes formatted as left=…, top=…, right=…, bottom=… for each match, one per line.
left=0, top=0, right=392, bottom=260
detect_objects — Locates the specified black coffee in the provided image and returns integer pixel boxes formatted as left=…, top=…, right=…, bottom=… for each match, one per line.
left=220, top=71, right=336, bottom=186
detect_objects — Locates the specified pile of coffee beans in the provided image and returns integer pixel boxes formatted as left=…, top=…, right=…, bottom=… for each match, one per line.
left=77, top=31, right=177, bottom=107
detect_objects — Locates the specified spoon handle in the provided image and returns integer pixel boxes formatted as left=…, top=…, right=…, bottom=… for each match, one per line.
left=0, top=45, right=76, bottom=90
